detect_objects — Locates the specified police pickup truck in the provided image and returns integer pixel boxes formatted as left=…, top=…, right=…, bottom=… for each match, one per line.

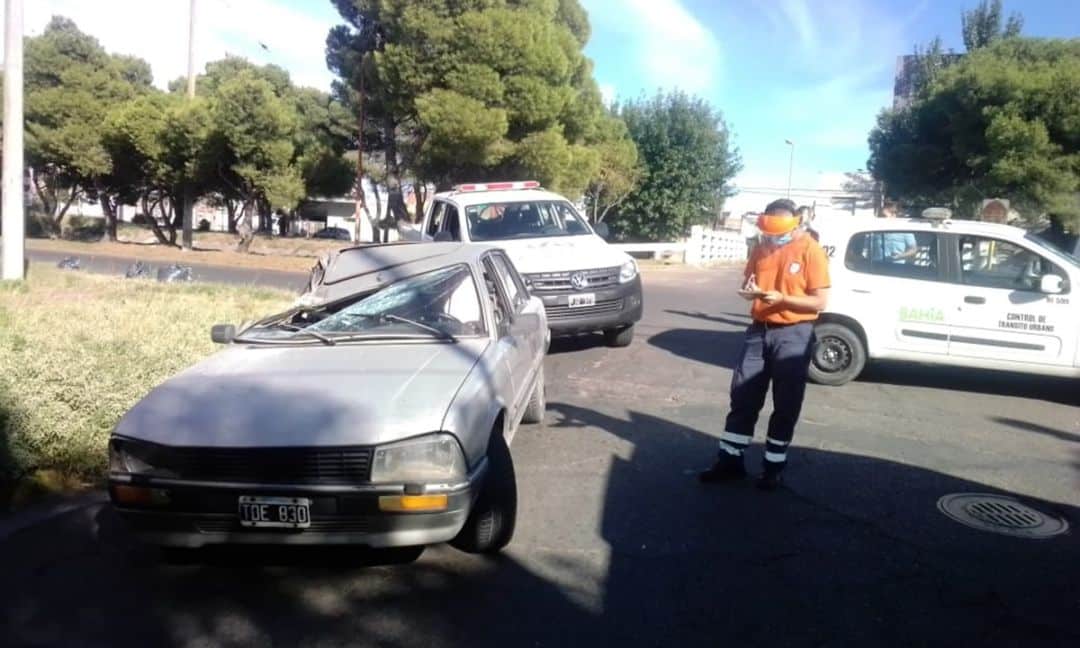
left=418, top=181, right=643, bottom=347
left=810, top=210, right=1080, bottom=385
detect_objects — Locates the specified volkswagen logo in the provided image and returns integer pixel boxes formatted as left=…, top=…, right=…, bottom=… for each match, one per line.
left=570, top=272, right=588, bottom=290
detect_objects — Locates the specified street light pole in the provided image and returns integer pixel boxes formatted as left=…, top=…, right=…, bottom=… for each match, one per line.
left=181, top=0, right=196, bottom=250
left=784, top=139, right=795, bottom=200
left=2, top=0, right=25, bottom=281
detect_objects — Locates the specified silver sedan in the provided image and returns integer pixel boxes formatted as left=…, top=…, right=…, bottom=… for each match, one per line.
left=109, top=243, right=547, bottom=554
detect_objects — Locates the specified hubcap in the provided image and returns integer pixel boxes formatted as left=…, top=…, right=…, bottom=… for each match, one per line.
left=815, top=336, right=852, bottom=373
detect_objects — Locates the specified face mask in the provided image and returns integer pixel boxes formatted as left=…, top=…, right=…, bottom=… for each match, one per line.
left=762, top=232, right=794, bottom=246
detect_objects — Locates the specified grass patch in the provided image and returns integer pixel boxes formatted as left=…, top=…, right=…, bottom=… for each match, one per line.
left=0, top=267, right=292, bottom=510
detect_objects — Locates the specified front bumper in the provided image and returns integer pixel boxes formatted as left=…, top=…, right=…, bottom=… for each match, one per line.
left=535, top=275, right=643, bottom=334
left=109, top=462, right=485, bottom=548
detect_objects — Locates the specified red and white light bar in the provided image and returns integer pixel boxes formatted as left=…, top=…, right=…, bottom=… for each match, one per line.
left=453, top=180, right=540, bottom=193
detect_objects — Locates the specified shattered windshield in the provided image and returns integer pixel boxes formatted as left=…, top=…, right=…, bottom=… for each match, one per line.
left=246, top=265, right=486, bottom=341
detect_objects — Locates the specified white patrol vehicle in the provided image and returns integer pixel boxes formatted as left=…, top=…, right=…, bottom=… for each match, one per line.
left=810, top=210, right=1080, bottom=385
left=419, top=181, right=643, bottom=347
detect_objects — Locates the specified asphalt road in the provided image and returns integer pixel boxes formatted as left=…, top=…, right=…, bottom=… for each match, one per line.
left=2, top=265, right=1079, bottom=647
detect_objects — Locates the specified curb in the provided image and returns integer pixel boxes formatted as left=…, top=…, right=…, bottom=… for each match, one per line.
left=0, top=491, right=108, bottom=541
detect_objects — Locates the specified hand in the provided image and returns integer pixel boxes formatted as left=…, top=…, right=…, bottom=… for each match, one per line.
left=761, top=291, right=784, bottom=305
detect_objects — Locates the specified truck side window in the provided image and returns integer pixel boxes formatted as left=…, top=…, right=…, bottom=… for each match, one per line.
left=444, top=205, right=461, bottom=241
left=426, top=202, right=446, bottom=238
left=845, top=231, right=938, bottom=281
left=959, top=236, right=1065, bottom=293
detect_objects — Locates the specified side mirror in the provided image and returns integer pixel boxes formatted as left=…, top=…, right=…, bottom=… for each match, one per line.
left=1040, top=274, right=1065, bottom=295
left=593, top=222, right=610, bottom=240
left=211, top=323, right=236, bottom=344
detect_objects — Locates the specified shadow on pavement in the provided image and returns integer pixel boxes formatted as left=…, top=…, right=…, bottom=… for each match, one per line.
left=857, top=362, right=1080, bottom=406
left=548, top=333, right=607, bottom=354
left=664, top=308, right=752, bottom=328
left=2, top=404, right=1078, bottom=647
left=647, top=328, right=744, bottom=368
left=991, top=416, right=1080, bottom=445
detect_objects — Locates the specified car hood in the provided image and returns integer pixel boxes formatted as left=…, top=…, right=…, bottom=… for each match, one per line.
left=114, top=338, right=488, bottom=448
left=494, top=235, right=630, bottom=274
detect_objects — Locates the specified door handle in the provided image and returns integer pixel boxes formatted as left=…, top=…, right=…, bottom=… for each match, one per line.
left=964, top=296, right=986, bottom=305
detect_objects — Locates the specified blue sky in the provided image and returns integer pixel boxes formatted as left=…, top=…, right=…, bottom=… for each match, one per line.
left=582, top=0, right=1080, bottom=197
left=13, top=0, right=1080, bottom=201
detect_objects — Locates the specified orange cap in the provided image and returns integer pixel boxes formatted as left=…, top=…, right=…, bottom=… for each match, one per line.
left=757, top=213, right=799, bottom=236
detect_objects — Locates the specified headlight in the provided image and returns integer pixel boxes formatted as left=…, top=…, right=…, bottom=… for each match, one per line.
left=619, top=259, right=638, bottom=283
left=370, top=434, right=466, bottom=484
left=109, top=438, right=158, bottom=475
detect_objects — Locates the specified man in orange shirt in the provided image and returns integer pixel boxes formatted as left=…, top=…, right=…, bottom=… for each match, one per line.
left=700, top=199, right=831, bottom=490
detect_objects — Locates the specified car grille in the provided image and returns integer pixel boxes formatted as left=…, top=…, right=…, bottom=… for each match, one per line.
left=545, top=299, right=623, bottom=320
left=525, top=267, right=620, bottom=293
left=157, top=446, right=374, bottom=484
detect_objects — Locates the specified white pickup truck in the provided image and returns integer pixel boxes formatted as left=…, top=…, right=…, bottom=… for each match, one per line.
left=417, top=181, right=644, bottom=347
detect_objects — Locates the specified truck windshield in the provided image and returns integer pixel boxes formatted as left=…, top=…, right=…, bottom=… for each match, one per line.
left=465, top=200, right=592, bottom=242
left=1027, top=232, right=1080, bottom=268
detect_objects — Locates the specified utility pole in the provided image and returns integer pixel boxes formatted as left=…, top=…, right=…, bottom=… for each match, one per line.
left=2, top=0, right=25, bottom=280
left=181, top=0, right=196, bottom=250
left=784, top=139, right=795, bottom=200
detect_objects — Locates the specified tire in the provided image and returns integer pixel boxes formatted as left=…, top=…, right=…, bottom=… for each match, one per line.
left=451, top=430, right=517, bottom=554
left=604, top=325, right=635, bottom=347
left=809, top=322, right=867, bottom=386
left=520, top=366, right=546, bottom=424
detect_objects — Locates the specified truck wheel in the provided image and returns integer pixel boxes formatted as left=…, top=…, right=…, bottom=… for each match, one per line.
left=451, top=430, right=517, bottom=554
left=809, top=322, right=866, bottom=386
left=604, top=325, right=635, bottom=347
left=521, top=366, right=546, bottom=424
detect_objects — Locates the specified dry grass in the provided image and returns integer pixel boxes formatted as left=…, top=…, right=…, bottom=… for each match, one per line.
left=0, top=267, right=292, bottom=507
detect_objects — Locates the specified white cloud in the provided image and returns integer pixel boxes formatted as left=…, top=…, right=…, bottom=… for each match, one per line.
left=11, top=0, right=337, bottom=91
left=584, top=0, right=721, bottom=94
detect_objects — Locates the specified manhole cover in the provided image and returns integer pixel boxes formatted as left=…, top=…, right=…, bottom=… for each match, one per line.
left=937, top=493, right=1069, bottom=539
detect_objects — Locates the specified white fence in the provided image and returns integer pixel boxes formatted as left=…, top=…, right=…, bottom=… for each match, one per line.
left=683, top=226, right=749, bottom=265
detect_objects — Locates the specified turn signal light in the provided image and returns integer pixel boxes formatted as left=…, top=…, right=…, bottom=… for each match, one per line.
left=111, top=484, right=169, bottom=506
left=378, top=494, right=449, bottom=512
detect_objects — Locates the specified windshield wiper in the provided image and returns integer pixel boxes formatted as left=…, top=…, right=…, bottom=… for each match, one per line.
left=270, top=323, right=337, bottom=346
left=383, top=314, right=455, bottom=340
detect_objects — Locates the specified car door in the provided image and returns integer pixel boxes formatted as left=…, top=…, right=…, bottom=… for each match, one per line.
left=842, top=229, right=950, bottom=356
left=491, top=251, right=545, bottom=360
left=945, top=234, right=1072, bottom=366
left=481, top=255, right=529, bottom=421
left=485, top=253, right=538, bottom=412
left=422, top=201, right=447, bottom=241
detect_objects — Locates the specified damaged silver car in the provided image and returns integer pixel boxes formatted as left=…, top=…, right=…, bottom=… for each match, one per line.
left=109, top=243, right=547, bottom=554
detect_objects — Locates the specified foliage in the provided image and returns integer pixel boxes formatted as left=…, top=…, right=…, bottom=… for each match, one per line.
left=583, top=112, right=642, bottom=222
left=869, top=38, right=1080, bottom=227
left=962, top=0, right=1023, bottom=52
left=25, top=17, right=154, bottom=239
left=0, top=267, right=291, bottom=494
left=607, top=92, right=741, bottom=241
left=325, top=0, right=629, bottom=203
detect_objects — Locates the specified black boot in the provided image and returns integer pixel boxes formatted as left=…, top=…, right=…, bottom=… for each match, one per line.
left=756, top=464, right=784, bottom=491
left=699, top=454, right=747, bottom=483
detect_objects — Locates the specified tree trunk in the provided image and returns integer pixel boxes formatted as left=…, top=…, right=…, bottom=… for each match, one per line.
left=370, top=181, right=383, bottom=243
left=162, top=199, right=179, bottom=246
left=235, top=200, right=256, bottom=253
left=414, top=182, right=427, bottom=225
left=98, top=189, right=119, bottom=242
left=54, top=189, right=79, bottom=236
left=383, top=117, right=409, bottom=224
left=33, top=174, right=56, bottom=218
left=140, top=194, right=172, bottom=246
left=226, top=199, right=239, bottom=233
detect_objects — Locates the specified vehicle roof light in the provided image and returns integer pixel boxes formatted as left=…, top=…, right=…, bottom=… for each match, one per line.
left=452, top=181, right=541, bottom=193
left=921, top=207, right=952, bottom=221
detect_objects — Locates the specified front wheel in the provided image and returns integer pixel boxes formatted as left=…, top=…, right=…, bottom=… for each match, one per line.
left=809, top=322, right=866, bottom=386
left=604, top=325, right=635, bottom=347
left=451, top=431, right=517, bottom=554
left=521, top=366, right=546, bottom=424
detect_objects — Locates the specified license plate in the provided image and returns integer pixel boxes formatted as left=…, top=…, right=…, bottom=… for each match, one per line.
left=238, top=495, right=311, bottom=528
left=568, top=293, right=596, bottom=308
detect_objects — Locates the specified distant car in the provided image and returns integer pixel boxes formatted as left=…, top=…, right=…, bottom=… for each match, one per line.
left=313, top=226, right=352, bottom=241
left=109, top=243, right=548, bottom=554
left=810, top=212, right=1080, bottom=385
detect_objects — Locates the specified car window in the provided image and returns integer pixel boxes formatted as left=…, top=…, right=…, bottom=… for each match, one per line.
left=442, top=205, right=461, bottom=241
left=845, top=231, right=939, bottom=281
left=490, top=253, right=529, bottom=312
left=959, top=236, right=1066, bottom=293
left=426, top=202, right=447, bottom=238
left=481, top=258, right=512, bottom=333
left=465, top=200, right=590, bottom=241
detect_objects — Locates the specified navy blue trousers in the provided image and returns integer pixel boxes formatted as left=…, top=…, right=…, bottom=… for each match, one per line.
left=720, top=321, right=816, bottom=472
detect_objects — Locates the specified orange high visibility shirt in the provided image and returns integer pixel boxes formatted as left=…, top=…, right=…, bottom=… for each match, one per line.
left=746, top=233, right=831, bottom=324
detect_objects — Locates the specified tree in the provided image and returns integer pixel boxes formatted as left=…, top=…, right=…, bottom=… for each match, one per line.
left=325, top=0, right=624, bottom=210
left=962, top=0, right=1023, bottom=52
left=869, top=39, right=1080, bottom=227
left=583, top=112, right=641, bottom=223
left=839, top=171, right=882, bottom=212
left=25, top=17, right=153, bottom=240
left=608, top=92, right=741, bottom=241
